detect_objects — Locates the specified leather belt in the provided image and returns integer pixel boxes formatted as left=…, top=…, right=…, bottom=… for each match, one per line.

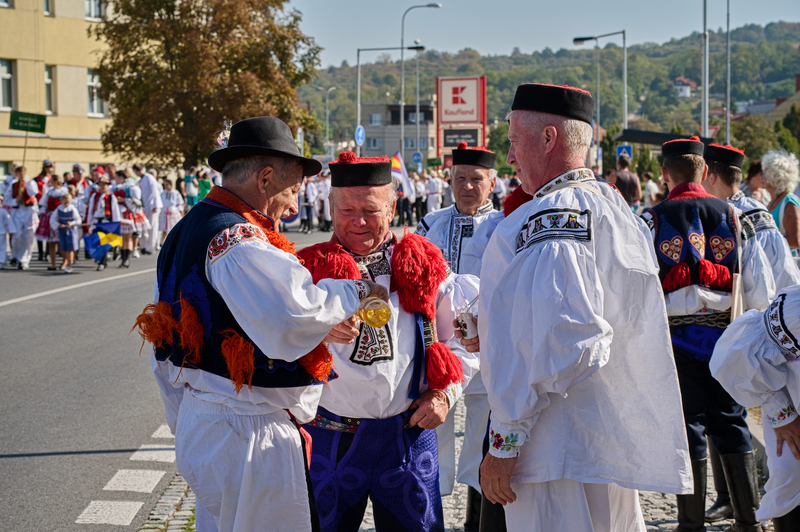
left=308, top=411, right=414, bottom=433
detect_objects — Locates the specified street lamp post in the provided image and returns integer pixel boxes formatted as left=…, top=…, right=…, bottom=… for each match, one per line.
left=316, top=86, right=337, bottom=157
left=574, top=30, right=628, bottom=144
left=726, top=0, right=731, bottom=143
left=401, top=3, right=441, bottom=158
left=702, top=0, right=709, bottom=139
left=356, top=45, right=425, bottom=156
left=415, top=40, right=422, bottom=162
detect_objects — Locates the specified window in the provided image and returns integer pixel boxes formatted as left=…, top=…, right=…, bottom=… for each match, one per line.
left=85, top=0, right=102, bottom=19
left=408, top=112, right=424, bottom=124
left=0, top=60, right=13, bottom=111
left=0, top=162, right=9, bottom=177
left=404, top=138, right=416, bottom=150
left=43, top=0, right=51, bottom=15
left=368, top=113, right=382, bottom=126
left=45, top=66, right=54, bottom=114
left=87, top=69, right=105, bottom=117
left=430, top=137, right=435, bottom=149
left=0, top=0, right=13, bottom=8
left=419, top=138, right=428, bottom=150
left=366, top=138, right=382, bottom=150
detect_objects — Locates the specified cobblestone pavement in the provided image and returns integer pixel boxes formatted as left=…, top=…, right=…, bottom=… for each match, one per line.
left=142, top=398, right=773, bottom=531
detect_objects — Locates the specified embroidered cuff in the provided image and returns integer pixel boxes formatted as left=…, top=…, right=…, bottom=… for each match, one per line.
left=350, top=279, right=370, bottom=300
left=443, top=382, right=462, bottom=410
left=488, top=424, right=523, bottom=458
left=766, top=404, right=798, bottom=428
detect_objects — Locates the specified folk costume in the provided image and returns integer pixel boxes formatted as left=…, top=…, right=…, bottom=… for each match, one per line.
left=139, top=171, right=163, bottom=254
left=298, top=152, right=480, bottom=532
left=119, top=186, right=150, bottom=237
left=711, top=285, right=800, bottom=530
left=159, top=188, right=184, bottom=234
left=10, top=177, right=39, bottom=269
left=36, top=184, right=67, bottom=243
left=705, top=144, right=800, bottom=291
left=0, top=205, right=16, bottom=267
left=50, top=203, right=82, bottom=252
left=480, top=84, right=692, bottom=532
left=137, top=116, right=367, bottom=532
left=642, top=137, right=776, bottom=532
left=415, top=142, right=497, bottom=523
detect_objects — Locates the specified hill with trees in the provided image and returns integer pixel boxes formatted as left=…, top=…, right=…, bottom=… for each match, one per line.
left=299, top=21, right=800, bottom=168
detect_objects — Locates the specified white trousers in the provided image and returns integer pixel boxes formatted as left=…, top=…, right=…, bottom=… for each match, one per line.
left=436, top=387, right=490, bottom=494
left=504, top=479, right=646, bottom=532
left=426, top=195, right=441, bottom=212
left=175, top=393, right=313, bottom=532
left=758, top=408, right=800, bottom=520
left=143, top=209, right=160, bottom=253
left=11, top=225, right=35, bottom=266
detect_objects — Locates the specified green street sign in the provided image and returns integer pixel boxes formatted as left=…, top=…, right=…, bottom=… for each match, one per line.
left=9, top=111, right=47, bottom=134
left=426, top=157, right=442, bottom=167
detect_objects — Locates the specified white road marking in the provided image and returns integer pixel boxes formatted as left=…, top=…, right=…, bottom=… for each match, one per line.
left=0, top=268, right=156, bottom=308
left=103, top=469, right=166, bottom=493
left=75, top=500, right=143, bottom=525
left=129, top=443, right=176, bottom=463
left=151, top=424, right=175, bottom=439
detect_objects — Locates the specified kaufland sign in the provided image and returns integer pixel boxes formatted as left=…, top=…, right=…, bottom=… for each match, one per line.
left=438, top=77, right=482, bottom=125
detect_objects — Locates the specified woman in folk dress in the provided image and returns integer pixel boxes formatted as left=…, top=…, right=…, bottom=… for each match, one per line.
left=159, top=178, right=183, bottom=243
left=118, top=175, right=150, bottom=267
left=35, top=173, right=67, bottom=270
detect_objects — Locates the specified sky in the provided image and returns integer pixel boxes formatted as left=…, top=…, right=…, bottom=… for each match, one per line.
left=287, top=0, right=800, bottom=68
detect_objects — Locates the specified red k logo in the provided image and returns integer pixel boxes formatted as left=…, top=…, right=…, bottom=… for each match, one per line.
left=452, top=86, right=466, bottom=105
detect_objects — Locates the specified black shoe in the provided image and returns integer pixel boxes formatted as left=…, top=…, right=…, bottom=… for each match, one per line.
left=720, top=451, right=763, bottom=532
left=112, top=248, right=119, bottom=261
left=706, top=442, right=733, bottom=522
left=9, top=258, right=17, bottom=267
left=773, top=506, right=800, bottom=532
left=674, top=459, right=708, bottom=531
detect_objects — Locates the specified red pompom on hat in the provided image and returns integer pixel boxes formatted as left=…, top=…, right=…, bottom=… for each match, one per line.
left=452, top=142, right=496, bottom=168
left=662, top=136, right=705, bottom=158
left=705, top=143, right=746, bottom=168
left=330, top=151, right=390, bottom=164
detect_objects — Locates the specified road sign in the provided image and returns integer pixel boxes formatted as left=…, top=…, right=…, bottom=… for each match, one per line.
left=295, top=127, right=304, bottom=152
left=9, top=111, right=46, bottom=134
left=427, top=157, right=442, bottom=167
left=411, top=151, right=422, bottom=164
left=355, top=125, right=365, bottom=147
left=698, top=126, right=720, bottom=139
left=616, top=145, right=633, bottom=161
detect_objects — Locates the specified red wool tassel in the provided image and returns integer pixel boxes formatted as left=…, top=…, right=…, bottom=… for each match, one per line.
left=663, top=263, right=691, bottom=293
left=297, top=241, right=360, bottom=282
left=425, top=342, right=464, bottom=390
left=697, top=259, right=733, bottom=291
left=298, top=343, right=334, bottom=382
left=130, top=301, right=177, bottom=354
left=178, top=295, right=205, bottom=365
left=219, top=328, right=256, bottom=394
left=503, top=187, right=534, bottom=217
left=391, top=232, right=448, bottom=319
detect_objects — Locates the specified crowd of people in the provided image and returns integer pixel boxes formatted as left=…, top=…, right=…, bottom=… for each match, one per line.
left=129, top=86, right=800, bottom=532
left=0, top=161, right=222, bottom=272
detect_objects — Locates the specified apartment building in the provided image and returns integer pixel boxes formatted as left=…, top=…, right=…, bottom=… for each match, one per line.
left=0, top=0, right=115, bottom=177
left=361, top=101, right=437, bottom=163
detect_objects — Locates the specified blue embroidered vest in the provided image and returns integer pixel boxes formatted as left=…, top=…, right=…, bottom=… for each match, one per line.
left=643, top=182, right=739, bottom=294
left=155, top=199, right=325, bottom=388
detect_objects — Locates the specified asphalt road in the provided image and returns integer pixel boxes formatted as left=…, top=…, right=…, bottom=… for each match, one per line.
left=0, top=222, right=371, bottom=531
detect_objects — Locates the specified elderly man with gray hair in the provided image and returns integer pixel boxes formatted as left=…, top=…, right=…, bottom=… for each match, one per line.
left=476, top=84, right=693, bottom=531
left=136, top=117, right=388, bottom=532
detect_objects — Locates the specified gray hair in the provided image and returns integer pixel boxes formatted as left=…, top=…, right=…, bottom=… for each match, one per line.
left=506, top=110, right=593, bottom=159
left=762, top=149, right=800, bottom=195
left=452, top=165, right=498, bottom=181
left=221, top=155, right=300, bottom=185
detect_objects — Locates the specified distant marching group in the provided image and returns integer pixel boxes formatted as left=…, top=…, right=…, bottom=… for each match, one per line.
left=0, top=160, right=221, bottom=273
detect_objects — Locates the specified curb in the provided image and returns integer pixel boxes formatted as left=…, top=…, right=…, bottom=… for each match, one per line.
left=139, top=474, right=195, bottom=531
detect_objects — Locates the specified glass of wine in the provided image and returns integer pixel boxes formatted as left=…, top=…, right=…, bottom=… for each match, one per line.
left=356, top=296, right=392, bottom=328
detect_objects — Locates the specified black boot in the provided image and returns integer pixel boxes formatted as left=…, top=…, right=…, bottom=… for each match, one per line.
left=706, top=441, right=733, bottom=522
left=674, top=459, right=707, bottom=532
left=464, top=486, right=482, bottom=532
left=37, top=241, right=44, bottom=261
left=720, top=451, right=763, bottom=532
left=772, top=506, right=800, bottom=532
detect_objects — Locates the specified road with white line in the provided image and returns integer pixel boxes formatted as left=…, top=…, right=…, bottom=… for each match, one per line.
left=0, top=224, right=348, bottom=531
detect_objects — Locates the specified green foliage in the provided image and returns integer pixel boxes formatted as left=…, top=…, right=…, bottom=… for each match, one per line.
left=731, top=116, right=781, bottom=162
left=635, top=145, right=661, bottom=177
left=93, top=0, right=320, bottom=170
left=301, top=21, right=800, bottom=155
left=775, top=121, right=800, bottom=157
left=783, top=103, right=800, bottom=142
left=487, top=122, right=510, bottom=170
left=599, top=125, right=621, bottom=174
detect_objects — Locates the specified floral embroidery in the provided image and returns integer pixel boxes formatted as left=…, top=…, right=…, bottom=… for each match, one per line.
left=767, top=404, right=798, bottom=426
left=516, top=208, right=592, bottom=253
left=688, top=233, right=706, bottom=258
left=490, top=429, right=520, bottom=453
left=534, top=168, right=596, bottom=198
left=351, top=279, right=370, bottom=300
left=207, top=223, right=268, bottom=263
left=764, top=293, right=800, bottom=360
left=659, top=236, right=684, bottom=263
left=709, top=235, right=735, bottom=262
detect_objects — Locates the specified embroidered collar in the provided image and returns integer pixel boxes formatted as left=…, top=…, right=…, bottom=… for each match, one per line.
left=666, top=182, right=715, bottom=201
left=202, top=187, right=275, bottom=232
left=343, top=233, right=398, bottom=281
left=534, top=168, right=596, bottom=198
left=454, top=201, right=494, bottom=217
left=764, top=293, right=800, bottom=360
left=728, top=190, right=745, bottom=202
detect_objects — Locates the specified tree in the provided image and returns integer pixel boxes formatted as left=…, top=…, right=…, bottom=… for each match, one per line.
left=731, top=115, right=780, bottom=161
left=487, top=121, right=509, bottom=169
left=783, top=103, right=800, bottom=143
left=93, top=0, right=320, bottom=170
left=600, top=124, right=621, bottom=173
left=775, top=120, right=800, bottom=157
